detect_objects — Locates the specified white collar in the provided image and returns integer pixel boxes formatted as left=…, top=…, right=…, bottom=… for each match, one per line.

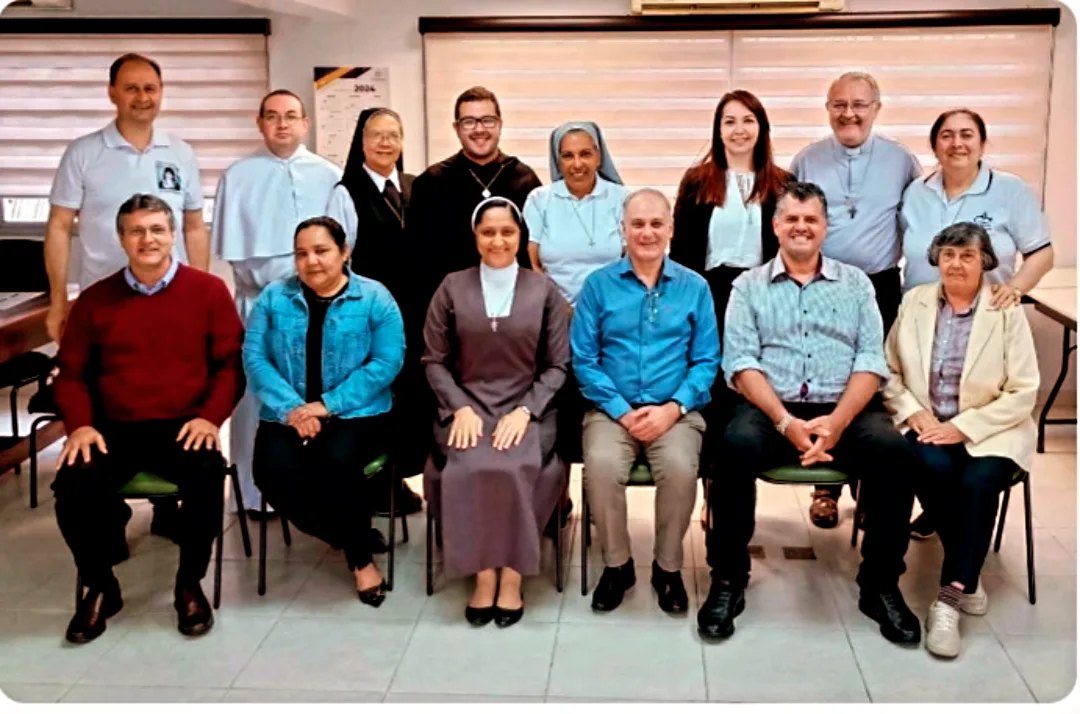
left=365, top=163, right=400, bottom=192
left=260, top=144, right=310, bottom=164
left=480, top=262, right=518, bottom=288
left=831, top=133, right=874, bottom=159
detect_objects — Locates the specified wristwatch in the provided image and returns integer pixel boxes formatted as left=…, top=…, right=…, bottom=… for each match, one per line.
left=518, top=405, right=532, bottom=418
left=775, top=413, right=795, bottom=435
left=672, top=401, right=688, bottom=417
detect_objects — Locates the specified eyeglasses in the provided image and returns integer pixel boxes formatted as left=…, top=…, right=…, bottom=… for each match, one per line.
left=456, top=115, right=500, bottom=130
left=827, top=101, right=877, bottom=114
left=261, top=112, right=304, bottom=125
left=364, top=130, right=402, bottom=144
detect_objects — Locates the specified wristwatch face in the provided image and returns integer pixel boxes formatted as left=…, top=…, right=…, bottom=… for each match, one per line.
left=680, top=404, right=688, bottom=416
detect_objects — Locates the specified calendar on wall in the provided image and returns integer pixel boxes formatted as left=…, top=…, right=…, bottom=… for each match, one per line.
left=313, top=66, right=391, bottom=168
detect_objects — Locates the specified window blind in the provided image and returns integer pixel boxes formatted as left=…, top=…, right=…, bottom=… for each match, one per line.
left=423, top=25, right=1053, bottom=202
left=0, top=33, right=269, bottom=210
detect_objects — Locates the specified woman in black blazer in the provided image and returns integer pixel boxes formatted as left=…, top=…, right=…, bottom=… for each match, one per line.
left=671, top=90, right=792, bottom=487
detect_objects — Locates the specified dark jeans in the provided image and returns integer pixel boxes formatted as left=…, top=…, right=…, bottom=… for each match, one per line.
left=52, top=418, right=225, bottom=591
left=253, top=415, right=388, bottom=570
left=706, top=401, right=917, bottom=590
left=700, top=265, right=749, bottom=479
left=816, top=267, right=900, bottom=500
left=906, top=432, right=1017, bottom=592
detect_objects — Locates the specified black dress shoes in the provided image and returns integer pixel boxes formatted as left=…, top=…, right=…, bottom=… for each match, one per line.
left=357, top=579, right=387, bottom=608
left=494, top=604, right=525, bottom=628
left=66, top=581, right=123, bottom=644
left=858, top=587, right=921, bottom=645
left=175, top=583, right=214, bottom=637
left=651, top=561, right=688, bottom=614
left=591, top=558, right=636, bottom=612
left=465, top=604, right=496, bottom=626
left=696, top=577, right=745, bottom=640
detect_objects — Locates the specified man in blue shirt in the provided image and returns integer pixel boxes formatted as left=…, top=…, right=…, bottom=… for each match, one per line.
left=572, top=188, right=720, bottom=615
left=697, top=182, right=920, bottom=646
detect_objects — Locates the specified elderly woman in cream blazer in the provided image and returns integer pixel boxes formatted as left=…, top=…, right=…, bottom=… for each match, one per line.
left=884, top=221, right=1039, bottom=660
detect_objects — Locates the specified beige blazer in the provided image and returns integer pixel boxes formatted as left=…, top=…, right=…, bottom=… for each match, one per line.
left=883, top=282, right=1039, bottom=471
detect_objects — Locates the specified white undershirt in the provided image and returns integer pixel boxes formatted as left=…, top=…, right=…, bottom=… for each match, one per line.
left=479, top=262, right=517, bottom=317
left=704, top=170, right=763, bottom=270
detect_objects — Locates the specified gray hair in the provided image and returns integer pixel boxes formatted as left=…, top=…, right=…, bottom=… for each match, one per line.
left=828, top=71, right=881, bottom=104
left=623, top=187, right=672, bottom=216
left=115, top=193, right=175, bottom=235
left=774, top=181, right=828, bottom=220
left=927, top=221, right=999, bottom=271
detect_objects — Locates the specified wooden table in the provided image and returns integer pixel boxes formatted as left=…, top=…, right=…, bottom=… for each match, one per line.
left=0, top=291, right=67, bottom=476
left=1028, top=267, right=1077, bottom=452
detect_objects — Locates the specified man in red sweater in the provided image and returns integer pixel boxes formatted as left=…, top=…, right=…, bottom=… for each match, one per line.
left=52, top=193, right=244, bottom=644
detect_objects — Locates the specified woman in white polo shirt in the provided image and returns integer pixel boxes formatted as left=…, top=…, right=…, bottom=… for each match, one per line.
left=900, top=108, right=1054, bottom=309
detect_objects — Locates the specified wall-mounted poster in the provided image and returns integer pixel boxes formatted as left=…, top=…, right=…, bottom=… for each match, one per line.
left=313, top=66, right=391, bottom=168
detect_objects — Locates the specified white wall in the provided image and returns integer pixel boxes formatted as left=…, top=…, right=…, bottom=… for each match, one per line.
left=7, top=0, right=1077, bottom=406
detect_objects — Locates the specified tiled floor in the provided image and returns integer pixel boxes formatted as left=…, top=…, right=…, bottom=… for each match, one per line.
left=0, top=394, right=1075, bottom=703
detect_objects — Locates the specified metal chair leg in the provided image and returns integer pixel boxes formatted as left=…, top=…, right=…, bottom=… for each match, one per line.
left=580, top=486, right=590, bottom=596
left=213, top=500, right=224, bottom=609
left=257, top=496, right=268, bottom=596
left=994, top=487, right=1012, bottom=553
left=425, top=507, right=434, bottom=596
left=850, top=479, right=861, bottom=548
left=9, top=385, right=20, bottom=475
left=230, top=466, right=252, bottom=558
left=554, top=475, right=566, bottom=593
left=387, top=464, right=396, bottom=592
left=1022, top=473, right=1036, bottom=604
left=28, top=414, right=56, bottom=509
left=281, top=513, right=292, bottom=546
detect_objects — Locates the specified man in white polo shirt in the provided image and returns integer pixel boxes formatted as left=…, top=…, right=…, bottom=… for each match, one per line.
left=44, top=52, right=209, bottom=541
left=45, top=52, right=208, bottom=342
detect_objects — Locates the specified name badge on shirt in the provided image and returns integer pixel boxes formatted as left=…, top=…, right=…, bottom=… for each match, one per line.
left=156, top=161, right=182, bottom=192
left=972, top=211, right=994, bottom=231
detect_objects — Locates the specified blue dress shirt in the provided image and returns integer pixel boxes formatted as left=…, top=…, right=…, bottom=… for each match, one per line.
left=723, top=254, right=888, bottom=403
left=123, top=256, right=180, bottom=296
left=571, top=256, right=720, bottom=420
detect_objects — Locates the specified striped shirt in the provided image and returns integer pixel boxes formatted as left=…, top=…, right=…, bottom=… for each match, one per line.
left=723, top=254, right=888, bottom=403
left=928, top=293, right=978, bottom=420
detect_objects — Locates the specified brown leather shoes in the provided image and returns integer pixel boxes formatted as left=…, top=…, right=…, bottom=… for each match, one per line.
left=175, top=583, right=214, bottom=637
left=809, top=489, right=839, bottom=529
left=66, top=582, right=123, bottom=644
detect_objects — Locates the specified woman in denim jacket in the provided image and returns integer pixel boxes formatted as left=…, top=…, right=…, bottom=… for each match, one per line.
left=244, top=216, right=405, bottom=607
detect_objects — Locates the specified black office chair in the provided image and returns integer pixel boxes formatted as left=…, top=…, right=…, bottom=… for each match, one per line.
left=992, top=468, right=1036, bottom=604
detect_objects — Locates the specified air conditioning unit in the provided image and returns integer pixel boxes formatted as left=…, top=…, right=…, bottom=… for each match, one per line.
left=632, top=0, right=844, bottom=14
left=2, top=0, right=75, bottom=9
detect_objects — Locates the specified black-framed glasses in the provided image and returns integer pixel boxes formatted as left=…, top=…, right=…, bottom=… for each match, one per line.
left=456, top=115, right=500, bottom=130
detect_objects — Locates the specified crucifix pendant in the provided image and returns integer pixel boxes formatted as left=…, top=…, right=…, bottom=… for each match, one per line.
left=481, top=188, right=491, bottom=199
left=490, top=318, right=498, bottom=332
left=845, top=199, right=856, bottom=219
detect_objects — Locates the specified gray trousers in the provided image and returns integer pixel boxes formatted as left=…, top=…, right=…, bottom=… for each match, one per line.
left=581, top=409, right=705, bottom=572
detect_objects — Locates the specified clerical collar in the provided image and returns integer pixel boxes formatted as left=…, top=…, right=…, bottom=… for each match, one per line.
left=364, top=163, right=400, bottom=192
left=832, top=134, right=874, bottom=158
left=261, top=144, right=309, bottom=164
left=460, top=150, right=508, bottom=173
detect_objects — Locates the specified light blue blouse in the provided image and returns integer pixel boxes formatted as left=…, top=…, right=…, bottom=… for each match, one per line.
left=523, top=176, right=630, bottom=305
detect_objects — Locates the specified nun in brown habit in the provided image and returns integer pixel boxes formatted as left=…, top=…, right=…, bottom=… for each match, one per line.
left=422, top=196, right=570, bottom=628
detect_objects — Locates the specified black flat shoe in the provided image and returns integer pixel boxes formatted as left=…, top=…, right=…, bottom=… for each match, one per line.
left=175, top=583, right=213, bottom=637
left=493, top=604, right=525, bottom=628
left=859, top=587, right=920, bottom=645
left=651, top=561, right=689, bottom=614
left=465, top=604, right=495, bottom=626
left=66, top=582, right=123, bottom=644
left=357, top=579, right=387, bottom=608
left=697, top=578, right=745, bottom=641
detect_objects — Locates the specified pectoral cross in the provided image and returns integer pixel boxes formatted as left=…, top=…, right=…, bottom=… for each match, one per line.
left=845, top=198, right=857, bottom=219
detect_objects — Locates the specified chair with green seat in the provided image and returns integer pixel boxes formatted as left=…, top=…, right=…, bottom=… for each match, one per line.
left=256, top=453, right=408, bottom=596
left=758, top=464, right=862, bottom=548
left=73, top=465, right=247, bottom=610
left=579, top=460, right=655, bottom=596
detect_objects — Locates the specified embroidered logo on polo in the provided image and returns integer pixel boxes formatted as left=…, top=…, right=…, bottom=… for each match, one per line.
left=972, top=212, right=993, bottom=230
left=156, top=161, right=181, bottom=192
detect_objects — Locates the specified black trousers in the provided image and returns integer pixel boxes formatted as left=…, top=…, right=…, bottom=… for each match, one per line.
left=700, top=265, right=749, bottom=477
left=815, top=266, right=901, bottom=500
left=706, top=401, right=917, bottom=590
left=907, top=432, right=1016, bottom=592
left=52, top=418, right=225, bottom=591
left=253, top=415, right=388, bottom=571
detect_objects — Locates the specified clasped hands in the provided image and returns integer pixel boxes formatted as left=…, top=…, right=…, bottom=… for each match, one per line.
left=57, top=417, right=221, bottom=468
left=448, top=405, right=529, bottom=451
left=783, top=414, right=843, bottom=467
left=906, top=409, right=966, bottom=445
left=287, top=402, right=330, bottom=441
left=617, top=402, right=681, bottom=444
